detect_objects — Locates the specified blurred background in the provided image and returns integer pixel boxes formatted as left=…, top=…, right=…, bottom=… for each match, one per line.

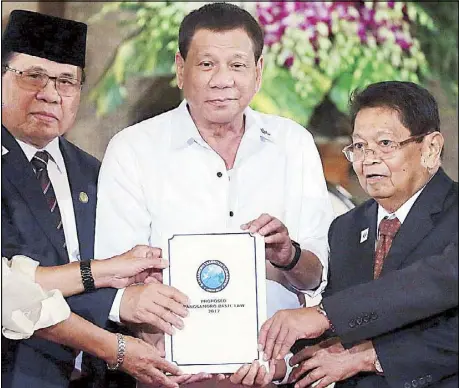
left=2, top=1, right=458, bottom=205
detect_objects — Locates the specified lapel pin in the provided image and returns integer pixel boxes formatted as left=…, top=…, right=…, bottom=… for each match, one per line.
left=260, top=128, right=271, bottom=136
left=360, top=228, right=369, bottom=243
left=79, top=191, right=89, bottom=203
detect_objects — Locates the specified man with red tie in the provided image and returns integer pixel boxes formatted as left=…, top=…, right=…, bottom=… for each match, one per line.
left=258, top=81, right=458, bottom=388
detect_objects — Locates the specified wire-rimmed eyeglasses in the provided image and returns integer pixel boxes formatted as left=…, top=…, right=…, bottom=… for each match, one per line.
left=3, top=66, right=83, bottom=97
left=342, top=132, right=433, bottom=163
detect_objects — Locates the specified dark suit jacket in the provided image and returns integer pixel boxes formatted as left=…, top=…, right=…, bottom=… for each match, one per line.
left=323, top=234, right=458, bottom=343
left=1, top=126, right=117, bottom=388
left=323, top=168, right=458, bottom=388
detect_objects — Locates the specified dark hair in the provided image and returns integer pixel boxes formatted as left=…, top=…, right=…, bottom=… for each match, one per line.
left=1, top=49, right=86, bottom=84
left=179, top=2, right=264, bottom=63
left=349, top=81, right=440, bottom=136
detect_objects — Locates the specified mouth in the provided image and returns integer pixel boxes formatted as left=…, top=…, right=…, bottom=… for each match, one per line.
left=365, top=173, right=387, bottom=182
left=31, top=112, right=58, bottom=122
left=207, top=98, right=236, bottom=105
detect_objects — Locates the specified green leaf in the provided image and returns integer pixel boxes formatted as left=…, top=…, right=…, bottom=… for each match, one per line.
left=89, top=72, right=126, bottom=116
left=329, top=72, right=354, bottom=114
left=112, top=39, right=137, bottom=83
left=253, top=66, right=316, bottom=125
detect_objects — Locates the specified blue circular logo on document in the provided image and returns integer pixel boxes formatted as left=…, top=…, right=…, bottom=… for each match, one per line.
left=197, top=260, right=230, bottom=292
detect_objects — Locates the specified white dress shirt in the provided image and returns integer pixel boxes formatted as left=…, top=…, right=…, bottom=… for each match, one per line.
left=16, top=138, right=83, bottom=371
left=16, top=138, right=81, bottom=262
left=377, top=185, right=426, bottom=234
left=96, top=100, right=334, bottom=318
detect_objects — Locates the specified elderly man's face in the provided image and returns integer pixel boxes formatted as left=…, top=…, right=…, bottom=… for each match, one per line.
left=352, top=107, right=434, bottom=211
left=175, top=28, right=262, bottom=127
left=2, top=53, right=81, bottom=148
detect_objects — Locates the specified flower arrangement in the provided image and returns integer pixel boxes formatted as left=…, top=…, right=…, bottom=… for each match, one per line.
left=89, top=1, right=438, bottom=126
left=251, top=1, right=433, bottom=123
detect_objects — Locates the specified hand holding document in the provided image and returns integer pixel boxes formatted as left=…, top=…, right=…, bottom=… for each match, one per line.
left=163, top=232, right=268, bottom=374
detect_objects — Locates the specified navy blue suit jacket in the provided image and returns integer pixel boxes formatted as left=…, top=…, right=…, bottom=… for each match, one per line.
left=323, top=168, right=458, bottom=388
left=1, top=126, right=117, bottom=388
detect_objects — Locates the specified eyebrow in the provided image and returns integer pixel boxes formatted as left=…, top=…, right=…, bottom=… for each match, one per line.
left=26, top=66, right=78, bottom=78
left=197, top=52, right=250, bottom=60
left=59, top=72, right=78, bottom=79
left=232, top=53, right=249, bottom=59
left=352, top=130, right=397, bottom=140
left=197, top=53, right=213, bottom=59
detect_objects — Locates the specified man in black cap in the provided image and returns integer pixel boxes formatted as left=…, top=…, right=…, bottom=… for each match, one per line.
left=1, top=10, right=191, bottom=388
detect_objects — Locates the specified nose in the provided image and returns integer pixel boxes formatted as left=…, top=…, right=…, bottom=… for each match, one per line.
left=362, top=148, right=380, bottom=165
left=209, top=65, right=234, bottom=88
left=35, top=78, right=61, bottom=103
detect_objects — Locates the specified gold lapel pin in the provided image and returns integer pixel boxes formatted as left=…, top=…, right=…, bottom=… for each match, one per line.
left=79, top=192, right=89, bottom=203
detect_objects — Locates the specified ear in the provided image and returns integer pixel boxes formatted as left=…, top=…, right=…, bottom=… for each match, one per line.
left=421, top=131, right=444, bottom=169
left=175, top=52, right=185, bottom=90
left=255, top=55, right=264, bottom=93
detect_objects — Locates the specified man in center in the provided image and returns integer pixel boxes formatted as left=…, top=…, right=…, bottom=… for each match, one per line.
left=95, top=3, right=334, bottom=385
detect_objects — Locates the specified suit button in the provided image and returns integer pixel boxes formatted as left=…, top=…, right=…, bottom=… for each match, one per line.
left=356, top=317, right=363, bottom=325
left=370, top=312, right=378, bottom=320
left=349, top=319, right=356, bottom=328
left=426, top=375, right=432, bottom=383
left=363, top=313, right=370, bottom=323
left=419, top=378, right=425, bottom=386
left=412, top=380, right=418, bottom=387
left=404, top=383, right=411, bottom=388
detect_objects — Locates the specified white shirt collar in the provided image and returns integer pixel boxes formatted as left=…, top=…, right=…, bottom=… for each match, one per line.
left=170, top=99, right=274, bottom=149
left=2, top=145, right=9, bottom=156
left=16, top=137, right=66, bottom=173
left=377, top=184, right=426, bottom=227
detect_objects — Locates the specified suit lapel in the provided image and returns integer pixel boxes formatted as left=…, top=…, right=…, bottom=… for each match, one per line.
left=60, top=138, right=97, bottom=260
left=380, top=169, right=452, bottom=275
left=2, top=126, right=68, bottom=261
left=355, top=200, right=378, bottom=283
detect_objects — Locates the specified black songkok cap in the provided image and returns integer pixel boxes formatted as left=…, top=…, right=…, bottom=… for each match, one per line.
left=2, top=10, right=87, bottom=68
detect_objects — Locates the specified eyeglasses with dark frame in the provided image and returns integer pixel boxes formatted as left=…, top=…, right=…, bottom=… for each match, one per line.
left=3, top=66, right=83, bottom=97
left=342, top=132, right=433, bottom=163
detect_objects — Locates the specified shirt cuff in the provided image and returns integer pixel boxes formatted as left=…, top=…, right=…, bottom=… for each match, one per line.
left=9, top=255, right=40, bottom=281
left=109, top=288, right=126, bottom=323
left=2, top=289, right=71, bottom=340
left=374, top=353, right=384, bottom=374
left=288, top=242, right=329, bottom=305
left=2, top=256, right=71, bottom=339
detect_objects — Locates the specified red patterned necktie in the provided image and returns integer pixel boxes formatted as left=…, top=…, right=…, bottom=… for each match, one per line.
left=374, top=217, right=401, bottom=279
left=31, top=151, right=67, bottom=251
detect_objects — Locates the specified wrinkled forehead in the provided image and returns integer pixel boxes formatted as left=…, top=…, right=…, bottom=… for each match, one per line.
left=189, top=28, right=255, bottom=56
left=353, top=107, right=410, bottom=139
left=7, top=52, right=80, bottom=77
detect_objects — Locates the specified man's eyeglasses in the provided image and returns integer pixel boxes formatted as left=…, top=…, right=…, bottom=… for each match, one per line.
left=342, top=132, right=433, bottom=163
left=3, top=66, right=83, bottom=97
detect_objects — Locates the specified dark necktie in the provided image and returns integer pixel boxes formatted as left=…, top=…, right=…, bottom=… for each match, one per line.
left=31, top=151, right=67, bottom=251
left=374, top=217, right=401, bottom=279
